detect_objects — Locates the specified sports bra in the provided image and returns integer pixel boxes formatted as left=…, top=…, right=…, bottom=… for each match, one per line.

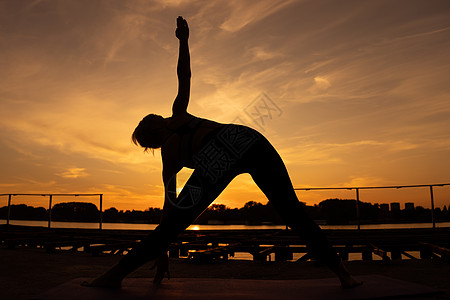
left=168, top=117, right=207, bottom=165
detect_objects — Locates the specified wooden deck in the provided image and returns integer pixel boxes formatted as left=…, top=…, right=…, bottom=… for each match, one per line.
left=32, top=275, right=442, bottom=300
left=1, top=224, right=450, bottom=263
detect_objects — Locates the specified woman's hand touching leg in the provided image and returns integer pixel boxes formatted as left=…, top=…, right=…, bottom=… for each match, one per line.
left=151, top=251, right=170, bottom=284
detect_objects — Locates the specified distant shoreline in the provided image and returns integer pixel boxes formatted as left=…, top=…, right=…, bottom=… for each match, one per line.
left=2, top=219, right=449, bottom=230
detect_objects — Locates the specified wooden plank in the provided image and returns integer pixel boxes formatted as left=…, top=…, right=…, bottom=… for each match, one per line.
left=370, top=244, right=390, bottom=261
left=419, top=242, right=450, bottom=261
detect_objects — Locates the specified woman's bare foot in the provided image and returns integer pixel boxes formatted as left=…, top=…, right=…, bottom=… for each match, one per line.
left=335, top=261, right=363, bottom=289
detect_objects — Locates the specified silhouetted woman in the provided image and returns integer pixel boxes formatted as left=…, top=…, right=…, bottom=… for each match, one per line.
left=84, top=16, right=361, bottom=289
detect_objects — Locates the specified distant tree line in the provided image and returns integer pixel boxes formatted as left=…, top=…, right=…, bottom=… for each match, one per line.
left=1, top=199, right=449, bottom=225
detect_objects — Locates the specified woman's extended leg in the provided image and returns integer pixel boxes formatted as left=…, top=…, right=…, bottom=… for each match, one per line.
left=247, top=146, right=339, bottom=267
left=245, top=138, right=361, bottom=287
left=84, top=166, right=241, bottom=288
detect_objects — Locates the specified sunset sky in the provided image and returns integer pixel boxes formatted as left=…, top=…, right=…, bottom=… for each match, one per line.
left=1, top=0, right=450, bottom=212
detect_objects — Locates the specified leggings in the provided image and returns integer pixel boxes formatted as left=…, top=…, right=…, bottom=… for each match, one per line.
left=118, top=124, right=340, bottom=274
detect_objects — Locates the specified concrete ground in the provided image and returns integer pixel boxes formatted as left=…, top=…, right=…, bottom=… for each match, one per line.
left=1, top=247, right=449, bottom=300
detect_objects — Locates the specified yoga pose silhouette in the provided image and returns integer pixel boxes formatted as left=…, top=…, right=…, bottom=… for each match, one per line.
left=83, top=16, right=361, bottom=289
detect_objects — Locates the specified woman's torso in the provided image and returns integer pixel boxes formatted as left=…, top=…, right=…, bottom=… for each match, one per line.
left=162, top=113, right=224, bottom=169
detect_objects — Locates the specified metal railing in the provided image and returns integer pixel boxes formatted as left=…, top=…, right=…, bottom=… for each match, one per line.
left=0, top=193, right=103, bottom=229
left=294, top=183, right=450, bottom=229
left=2, top=183, right=449, bottom=231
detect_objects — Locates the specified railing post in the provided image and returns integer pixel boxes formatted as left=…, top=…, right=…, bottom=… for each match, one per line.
left=429, top=186, right=435, bottom=229
left=99, top=194, right=103, bottom=230
left=48, top=195, right=53, bottom=229
left=355, top=188, right=360, bottom=230
left=7, top=194, right=12, bottom=226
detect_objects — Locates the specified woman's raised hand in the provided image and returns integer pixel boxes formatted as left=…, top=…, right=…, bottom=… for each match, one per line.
left=176, top=16, right=189, bottom=41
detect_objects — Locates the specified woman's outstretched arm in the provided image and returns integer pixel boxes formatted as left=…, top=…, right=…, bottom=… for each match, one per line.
left=152, top=156, right=179, bottom=284
left=172, top=16, right=191, bottom=116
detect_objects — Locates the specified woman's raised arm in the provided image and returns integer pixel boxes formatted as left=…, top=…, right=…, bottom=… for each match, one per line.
left=172, top=16, right=191, bottom=116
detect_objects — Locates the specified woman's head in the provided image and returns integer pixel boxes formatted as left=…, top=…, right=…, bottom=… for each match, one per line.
left=132, top=114, right=166, bottom=152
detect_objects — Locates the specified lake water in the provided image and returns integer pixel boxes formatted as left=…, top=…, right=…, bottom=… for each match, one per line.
left=1, top=219, right=449, bottom=230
